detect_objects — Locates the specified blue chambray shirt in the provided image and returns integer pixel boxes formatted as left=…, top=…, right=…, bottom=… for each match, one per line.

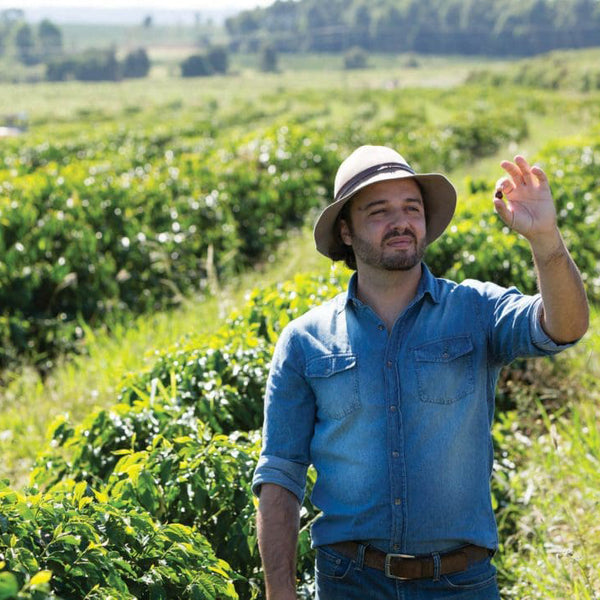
left=252, top=263, right=574, bottom=555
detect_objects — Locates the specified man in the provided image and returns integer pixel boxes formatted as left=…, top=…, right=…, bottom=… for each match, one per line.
left=252, top=145, right=589, bottom=599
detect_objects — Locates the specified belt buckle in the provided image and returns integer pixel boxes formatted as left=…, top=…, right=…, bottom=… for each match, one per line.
left=384, top=552, right=416, bottom=580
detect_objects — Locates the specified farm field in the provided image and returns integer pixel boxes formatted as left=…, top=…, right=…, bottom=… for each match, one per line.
left=0, top=54, right=599, bottom=598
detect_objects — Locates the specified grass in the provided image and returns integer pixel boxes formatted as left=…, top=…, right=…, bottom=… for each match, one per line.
left=1, top=53, right=511, bottom=125
left=494, top=313, right=600, bottom=597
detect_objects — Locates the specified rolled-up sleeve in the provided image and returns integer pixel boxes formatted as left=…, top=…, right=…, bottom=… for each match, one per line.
left=252, top=325, right=316, bottom=504
left=529, top=297, right=578, bottom=353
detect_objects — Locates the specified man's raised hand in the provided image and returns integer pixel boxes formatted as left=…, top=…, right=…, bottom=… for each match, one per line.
left=494, top=155, right=558, bottom=241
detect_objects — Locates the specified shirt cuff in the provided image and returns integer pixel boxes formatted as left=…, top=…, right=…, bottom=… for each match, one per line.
left=252, top=454, right=308, bottom=504
left=530, top=298, right=577, bottom=353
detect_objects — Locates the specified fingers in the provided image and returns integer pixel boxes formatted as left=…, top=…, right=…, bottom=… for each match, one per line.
left=500, top=158, right=526, bottom=186
left=495, top=176, right=514, bottom=197
left=531, top=165, right=549, bottom=187
left=500, top=155, right=548, bottom=189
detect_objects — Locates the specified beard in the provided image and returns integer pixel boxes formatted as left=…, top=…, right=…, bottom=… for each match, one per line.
left=350, top=227, right=426, bottom=271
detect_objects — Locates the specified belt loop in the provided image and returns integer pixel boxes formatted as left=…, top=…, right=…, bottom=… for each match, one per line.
left=354, top=543, right=367, bottom=571
left=432, top=552, right=441, bottom=582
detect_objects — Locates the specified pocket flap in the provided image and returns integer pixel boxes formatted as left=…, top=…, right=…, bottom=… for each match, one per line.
left=414, top=336, right=473, bottom=363
left=305, top=353, right=357, bottom=378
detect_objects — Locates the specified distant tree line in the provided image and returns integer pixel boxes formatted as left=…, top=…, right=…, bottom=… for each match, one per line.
left=0, top=9, right=62, bottom=65
left=0, top=10, right=152, bottom=81
left=47, top=48, right=151, bottom=81
left=181, top=45, right=228, bottom=77
left=225, top=0, right=600, bottom=57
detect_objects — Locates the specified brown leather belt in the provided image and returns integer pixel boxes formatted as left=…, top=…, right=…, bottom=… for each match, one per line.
left=327, top=542, right=491, bottom=580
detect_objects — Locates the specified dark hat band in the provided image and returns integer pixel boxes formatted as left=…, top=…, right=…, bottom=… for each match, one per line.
left=335, top=162, right=416, bottom=202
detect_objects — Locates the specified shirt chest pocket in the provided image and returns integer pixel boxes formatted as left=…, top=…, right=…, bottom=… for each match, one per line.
left=413, top=336, right=475, bottom=404
left=305, top=353, right=361, bottom=420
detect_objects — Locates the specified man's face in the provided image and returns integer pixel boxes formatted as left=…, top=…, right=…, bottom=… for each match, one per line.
left=340, top=178, right=426, bottom=272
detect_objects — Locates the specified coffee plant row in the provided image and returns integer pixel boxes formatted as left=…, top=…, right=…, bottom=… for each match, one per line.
left=0, top=270, right=347, bottom=599
left=0, top=85, right=532, bottom=370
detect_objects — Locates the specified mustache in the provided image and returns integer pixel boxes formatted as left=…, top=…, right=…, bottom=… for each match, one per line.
left=382, top=228, right=416, bottom=243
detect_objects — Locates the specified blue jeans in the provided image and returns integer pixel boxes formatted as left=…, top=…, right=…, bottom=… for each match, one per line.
left=314, top=544, right=501, bottom=600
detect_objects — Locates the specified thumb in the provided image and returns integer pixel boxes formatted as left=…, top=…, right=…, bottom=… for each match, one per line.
left=493, top=196, right=514, bottom=228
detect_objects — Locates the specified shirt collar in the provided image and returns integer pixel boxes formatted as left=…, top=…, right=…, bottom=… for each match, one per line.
left=341, top=262, right=441, bottom=313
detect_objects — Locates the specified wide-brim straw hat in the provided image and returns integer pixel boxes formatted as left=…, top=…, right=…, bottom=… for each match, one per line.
left=314, top=145, right=457, bottom=259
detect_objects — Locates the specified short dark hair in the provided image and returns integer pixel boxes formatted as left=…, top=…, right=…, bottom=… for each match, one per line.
left=331, top=201, right=357, bottom=271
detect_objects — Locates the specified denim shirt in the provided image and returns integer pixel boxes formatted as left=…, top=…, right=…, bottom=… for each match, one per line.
left=252, top=264, right=574, bottom=555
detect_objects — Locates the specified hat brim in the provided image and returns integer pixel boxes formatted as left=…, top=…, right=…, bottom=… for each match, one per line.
left=314, top=169, right=457, bottom=259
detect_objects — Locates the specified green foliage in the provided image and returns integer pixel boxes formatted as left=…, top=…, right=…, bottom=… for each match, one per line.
left=0, top=12, right=62, bottom=72
left=206, top=46, right=229, bottom=75
left=343, top=47, right=368, bottom=70
left=226, top=0, right=600, bottom=57
left=226, top=268, right=349, bottom=344
left=3, top=82, right=599, bottom=374
left=468, top=49, right=600, bottom=92
left=492, top=396, right=600, bottom=596
left=45, top=48, right=120, bottom=82
left=181, top=54, right=214, bottom=78
left=0, top=478, right=238, bottom=599
left=46, top=48, right=152, bottom=82
left=18, top=269, right=350, bottom=598
left=259, top=44, right=278, bottom=73
left=0, top=121, right=336, bottom=370
left=181, top=46, right=229, bottom=77
left=38, top=19, right=62, bottom=58
left=122, top=48, right=150, bottom=79
left=2, top=74, right=599, bottom=599
left=14, top=23, right=36, bottom=66
left=119, top=332, right=272, bottom=434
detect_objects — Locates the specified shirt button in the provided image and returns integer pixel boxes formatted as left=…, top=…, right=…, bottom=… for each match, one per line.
left=390, top=405, right=397, bottom=412
left=393, top=544, right=400, bottom=551
left=442, top=351, right=449, bottom=359
left=394, top=498, right=402, bottom=505
left=386, top=360, right=393, bottom=368
left=392, top=451, right=399, bottom=458
left=378, top=324, right=385, bottom=331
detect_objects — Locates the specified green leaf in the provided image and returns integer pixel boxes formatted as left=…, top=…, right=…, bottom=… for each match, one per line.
left=73, top=481, right=87, bottom=505
left=58, top=534, right=81, bottom=546
left=161, top=524, right=191, bottom=544
left=29, top=569, right=52, bottom=587
left=137, top=470, right=159, bottom=513
left=0, top=572, right=19, bottom=600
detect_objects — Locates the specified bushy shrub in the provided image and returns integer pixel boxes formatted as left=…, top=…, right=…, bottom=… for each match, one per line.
left=343, top=47, right=368, bottom=70
left=259, top=44, right=278, bottom=72
left=20, top=270, right=352, bottom=598
left=44, top=49, right=120, bottom=82
left=0, top=125, right=337, bottom=369
left=122, top=48, right=151, bottom=79
left=181, top=54, right=213, bottom=77
left=206, top=46, right=228, bottom=74
left=181, top=47, right=228, bottom=77
left=0, top=478, right=238, bottom=599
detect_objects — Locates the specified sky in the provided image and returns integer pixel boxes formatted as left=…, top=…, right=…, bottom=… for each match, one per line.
left=0, top=0, right=277, bottom=23
left=0, top=0, right=274, bottom=9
